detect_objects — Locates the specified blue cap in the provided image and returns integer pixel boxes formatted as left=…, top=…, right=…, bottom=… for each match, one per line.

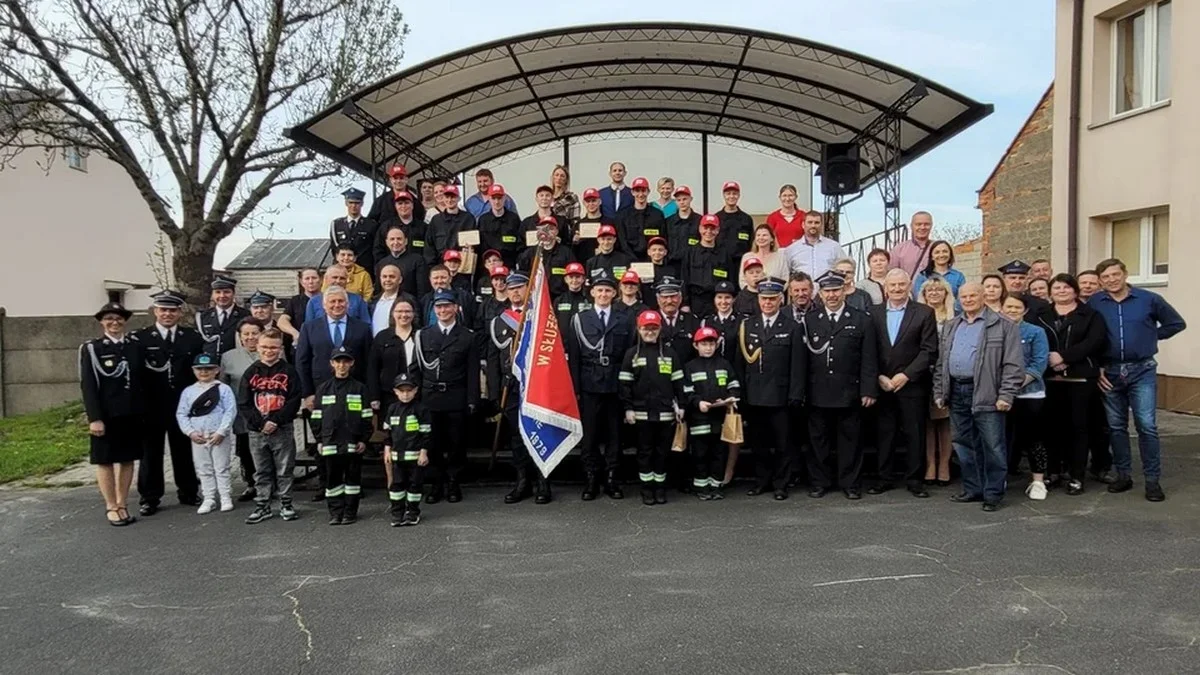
left=152, top=290, right=186, bottom=308
left=591, top=272, right=617, bottom=289
left=715, top=280, right=736, bottom=295
left=432, top=290, right=458, bottom=306
left=211, top=275, right=237, bottom=291
left=248, top=290, right=275, bottom=306
left=999, top=259, right=1031, bottom=275
left=655, top=276, right=682, bottom=296
left=505, top=271, right=529, bottom=288
left=392, top=372, right=418, bottom=389
left=816, top=270, right=846, bottom=290
left=330, top=345, right=354, bottom=361
left=342, top=188, right=365, bottom=202
left=757, top=277, right=786, bottom=297
left=192, top=353, right=218, bottom=368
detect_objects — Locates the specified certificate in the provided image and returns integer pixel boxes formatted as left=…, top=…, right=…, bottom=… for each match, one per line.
left=457, top=230, right=480, bottom=247
left=631, top=262, right=655, bottom=281
left=526, top=230, right=540, bottom=246
left=578, top=222, right=601, bottom=239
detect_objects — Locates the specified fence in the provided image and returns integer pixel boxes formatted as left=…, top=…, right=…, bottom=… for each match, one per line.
left=842, top=224, right=910, bottom=275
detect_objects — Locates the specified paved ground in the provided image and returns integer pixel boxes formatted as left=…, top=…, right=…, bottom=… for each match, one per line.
left=1, top=438, right=1198, bottom=674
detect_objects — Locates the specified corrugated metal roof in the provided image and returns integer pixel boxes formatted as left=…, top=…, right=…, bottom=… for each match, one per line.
left=225, top=238, right=330, bottom=270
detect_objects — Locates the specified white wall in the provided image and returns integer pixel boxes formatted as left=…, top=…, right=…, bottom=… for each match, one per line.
left=0, top=144, right=163, bottom=316
left=478, top=134, right=813, bottom=218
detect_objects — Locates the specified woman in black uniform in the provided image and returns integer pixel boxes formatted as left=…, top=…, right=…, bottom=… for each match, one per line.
left=80, top=302, right=144, bottom=526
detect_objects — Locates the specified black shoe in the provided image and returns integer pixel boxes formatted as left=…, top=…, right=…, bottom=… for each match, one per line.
left=1145, top=481, right=1165, bottom=502
left=328, top=516, right=342, bottom=526
left=641, top=486, right=655, bottom=506
left=446, top=483, right=462, bottom=503
left=773, top=488, right=789, bottom=501
left=936, top=480, right=952, bottom=487
left=923, top=478, right=937, bottom=486
left=504, top=477, right=530, bottom=504
left=341, top=514, right=357, bottom=525
left=711, top=487, right=725, bottom=500
left=808, top=487, right=828, bottom=499
left=1092, top=469, right=1117, bottom=484
left=982, top=502, right=1000, bottom=512
left=949, top=492, right=982, bottom=503
left=1066, top=480, right=1084, bottom=496
left=534, top=481, right=552, bottom=505
left=697, top=486, right=714, bottom=501
left=908, top=486, right=931, bottom=499
left=138, top=503, right=159, bottom=516
left=867, top=483, right=894, bottom=495
left=581, top=474, right=600, bottom=501
left=391, top=517, right=404, bottom=527
left=426, top=485, right=444, bottom=504
left=603, top=472, right=624, bottom=500
left=178, top=495, right=202, bottom=507
left=844, top=488, right=862, bottom=500
left=311, top=492, right=326, bottom=502
left=237, top=487, right=257, bottom=502
left=746, top=483, right=768, bottom=497
left=401, top=511, right=420, bottom=526
left=1108, top=476, right=1134, bottom=493
left=654, top=486, right=667, bottom=504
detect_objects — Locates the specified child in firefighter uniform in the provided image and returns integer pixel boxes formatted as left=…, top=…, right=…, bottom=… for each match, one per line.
left=383, top=373, right=432, bottom=526
left=310, top=346, right=373, bottom=525
left=683, top=326, right=741, bottom=500
left=619, top=310, right=686, bottom=506
left=174, top=353, right=238, bottom=514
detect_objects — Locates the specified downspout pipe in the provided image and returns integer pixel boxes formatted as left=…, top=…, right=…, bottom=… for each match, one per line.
left=1067, top=0, right=1084, bottom=273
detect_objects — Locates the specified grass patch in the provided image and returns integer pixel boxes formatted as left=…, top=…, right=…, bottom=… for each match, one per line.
left=0, top=402, right=90, bottom=484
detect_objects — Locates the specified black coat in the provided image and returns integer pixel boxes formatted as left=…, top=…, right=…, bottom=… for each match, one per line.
left=329, top=216, right=380, bottom=272
left=734, top=313, right=806, bottom=407
left=872, top=302, right=939, bottom=397
left=716, top=208, right=755, bottom=260
left=517, top=244, right=576, bottom=299
left=665, top=211, right=701, bottom=263
left=658, top=311, right=701, bottom=364
left=310, top=376, right=372, bottom=451
left=803, top=305, right=880, bottom=408
left=195, top=305, right=250, bottom=357
left=79, top=335, right=143, bottom=421
left=373, top=220, right=429, bottom=276
left=374, top=250, right=429, bottom=300
left=618, top=340, right=686, bottom=418
left=134, top=325, right=205, bottom=412
left=412, top=322, right=480, bottom=412
left=366, top=328, right=416, bottom=404
left=483, top=309, right=520, bottom=406
left=567, top=306, right=634, bottom=395
left=586, top=250, right=634, bottom=283
left=368, top=187, right=426, bottom=233
left=1033, top=302, right=1108, bottom=380
left=478, top=209, right=525, bottom=269
left=616, top=206, right=667, bottom=260
left=700, top=312, right=740, bottom=363
left=424, top=209, right=476, bottom=265
left=680, top=244, right=733, bottom=311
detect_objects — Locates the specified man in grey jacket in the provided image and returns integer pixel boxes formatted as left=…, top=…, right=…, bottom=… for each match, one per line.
left=933, top=283, right=1024, bottom=511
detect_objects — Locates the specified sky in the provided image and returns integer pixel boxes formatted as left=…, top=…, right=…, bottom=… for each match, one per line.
left=214, top=0, right=1056, bottom=267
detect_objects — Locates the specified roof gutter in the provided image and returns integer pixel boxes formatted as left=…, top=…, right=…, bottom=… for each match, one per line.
left=1066, top=0, right=1084, bottom=272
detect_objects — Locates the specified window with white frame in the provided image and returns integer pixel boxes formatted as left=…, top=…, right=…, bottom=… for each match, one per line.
left=1110, top=211, right=1169, bottom=283
left=1112, top=0, right=1171, bottom=116
left=64, top=146, right=88, bottom=172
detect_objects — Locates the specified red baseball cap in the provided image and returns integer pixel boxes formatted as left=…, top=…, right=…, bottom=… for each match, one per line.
left=582, top=188, right=601, bottom=200
left=537, top=215, right=559, bottom=228
left=565, top=262, right=586, bottom=276
left=388, top=165, right=408, bottom=178
left=722, top=181, right=740, bottom=192
left=490, top=265, right=510, bottom=278
left=620, top=270, right=641, bottom=285
left=482, top=249, right=502, bottom=261
left=442, top=184, right=460, bottom=196
left=488, top=184, right=506, bottom=197
left=393, top=191, right=413, bottom=202
left=700, top=214, right=720, bottom=228
left=647, top=236, right=668, bottom=249
left=674, top=185, right=692, bottom=197
left=693, top=326, right=721, bottom=343
left=630, top=177, right=650, bottom=190
left=443, top=249, right=462, bottom=262
left=637, top=310, right=662, bottom=328
left=742, top=256, right=763, bottom=271
left=597, top=224, right=618, bottom=238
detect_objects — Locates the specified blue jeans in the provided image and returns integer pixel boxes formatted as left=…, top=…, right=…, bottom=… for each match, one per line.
left=1102, top=360, right=1160, bottom=480
left=948, top=379, right=1008, bottom=503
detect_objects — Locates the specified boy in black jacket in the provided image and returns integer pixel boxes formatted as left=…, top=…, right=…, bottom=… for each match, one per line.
left=310, top=346, right=373, bottom=525
left=238, top=329, right=303, bottom=524
left=619, top=309, right=686, bottom=506
left=383, top=373, right=433, bottom=526
left=683, top=326, right=742, bottom=500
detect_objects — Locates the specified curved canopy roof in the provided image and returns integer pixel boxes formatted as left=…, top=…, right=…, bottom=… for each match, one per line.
left=286, top=23, right=992, bottom=185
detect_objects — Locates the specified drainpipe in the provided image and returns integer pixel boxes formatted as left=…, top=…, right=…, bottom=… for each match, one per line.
left=1066, top=0, right=1084, bottom=273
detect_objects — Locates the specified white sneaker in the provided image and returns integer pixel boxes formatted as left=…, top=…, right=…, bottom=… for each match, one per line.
left=219, top=501, right=234, bottom=512
left=1026, top=481, right=1047, bottom=501
left=197, top=499, right=217, bottom=514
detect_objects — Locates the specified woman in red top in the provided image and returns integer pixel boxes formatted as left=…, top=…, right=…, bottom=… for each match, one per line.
left=764, top=184, right=806, bottom=248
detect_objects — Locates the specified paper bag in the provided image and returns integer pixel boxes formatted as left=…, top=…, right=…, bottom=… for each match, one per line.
left=720, top=409, right=744, bottom=444
left=671, top=421, right=688, bottom=452
left=459, top=246, right=476, bottom=272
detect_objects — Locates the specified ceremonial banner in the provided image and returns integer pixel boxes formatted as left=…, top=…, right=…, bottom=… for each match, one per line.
left=512, top=259, right=582, bottom=477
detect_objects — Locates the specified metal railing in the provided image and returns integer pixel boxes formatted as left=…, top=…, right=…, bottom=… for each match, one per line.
left=842, top=224, right=909, bottom=274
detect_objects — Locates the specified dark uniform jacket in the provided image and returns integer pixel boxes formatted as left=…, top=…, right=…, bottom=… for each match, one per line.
left=382, top=399, right=433, bottom=461
left=79, top=335, right=143, bottom=421
left=567, top=307, right=634, bottom=395
left=717, top=208, right=755, bottom=259
left=682, top=354, right=742, bottom=427
left=375, top=249, right=429, bottom=300
left=135, top=325, right=205, bottom=413
left=329, top=216, right=380, bottom=272
left=872, top=302, right=938, bottom=397
left=424, top=210, right=476, bottom=266
left=658, top=311, right=701, bottom=364
left=368, top=188, right=426, bottom=233
left=366, top=329, right=416, bottom=404
left=310, top=376, right=373, bottom=452
left=475, top=294, right=509, bottom=333
left=484, top=309, right=521, bottom=409
left=478, top=209, right=525, bottom=269
left=372, top=218, right=429, bottom=269
left=616, top=206, right=666, bottom=260
left=734, top=312, right=806, bottom=408
left=413, top=322, right=480, bottom=412
left=555, top=289, right=592, bottom=328
left=517, top=244, right=575, bottom=299
left=734, top=289, right=759, bottom=317
left=700, top=312, right=741, bottom=363
left=665, top=211, right=701, bottom=262
left=680, top=244, right=732, bottom=315
left=237, top=359, right=302, bottom=431
left=196, top=304, right=250, bottom=356
left=586, top=250, right=634, bottom=284
left=618, top=340, right=686, bottom=421
left=803, top=305, right=880, bottom=408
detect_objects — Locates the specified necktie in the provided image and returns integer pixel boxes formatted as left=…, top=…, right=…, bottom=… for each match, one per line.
left=167, top=329, right=174, bottom=344
left=219, top=310, right=227, bottom=326
left=765, top=319, right=772, bottom=331
left=333, top=320, right=344, bottom=348
left=443, top=327, right=450, bottom=337
left=599, top=309, right=607, bottom=327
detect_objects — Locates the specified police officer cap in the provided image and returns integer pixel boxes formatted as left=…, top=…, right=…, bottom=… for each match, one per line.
left=816, top=270, right=846, bottom=290
left=152, top=290, right=186, bottom=308
left=211, top=275, right=237, bottom=291
left=999, top=259, right=1031, bottom=275
left=342, top=188, right=365, bottom=202
left=591, top=273, right=617, bottom=289
left=655, top=276, right=682, bottom=296
left=757, top=277, right=786, bottom=297
left=248, top=290, right=275, bottom=307
left=192, top=353, right=219, bottom=368
left=714, top=280, right=737, bottom=296
left=392, top=373, right=418, bottom=389
left=94, top=302, right=132, bottom=321
left=505, top=271, right=529, bottom=288
left=330, top=345, right=354, bottom=361
left=432, top=289, right=458, bottom=306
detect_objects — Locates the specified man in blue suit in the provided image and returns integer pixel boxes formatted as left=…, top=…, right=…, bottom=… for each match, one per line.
left=304, top=264, right=372, bottom=324
left=599, top=161, right=633, bottom=221
left=296, top=286, right=374, bottom=500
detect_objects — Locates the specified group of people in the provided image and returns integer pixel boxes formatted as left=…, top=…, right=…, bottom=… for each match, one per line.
left=79, top=161, right=1186, bottom=527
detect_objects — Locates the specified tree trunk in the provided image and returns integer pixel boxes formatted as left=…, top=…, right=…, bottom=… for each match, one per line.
left=172, top=235, right=216, bottom=320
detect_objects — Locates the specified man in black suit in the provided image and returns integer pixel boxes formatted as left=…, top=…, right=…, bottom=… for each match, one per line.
left=134, top=290, right=206, bottom=515
left=413, top=290, right=480, bottom=504
left=330, top=188, right=380, bottom=274
left=871, top=268, right=939, bottom=498
left=195, top=275, right=250, bottom=356
left=296, top=286, right=374, bottom=499
left=804, top=271, right=879, bottom=500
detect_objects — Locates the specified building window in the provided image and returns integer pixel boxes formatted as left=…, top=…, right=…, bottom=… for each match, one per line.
left=64, top=146, right=88, bottom=172
left=1110, top=211, right=1169, bottom=283
left=1113, top=1, right=1171, bottom=116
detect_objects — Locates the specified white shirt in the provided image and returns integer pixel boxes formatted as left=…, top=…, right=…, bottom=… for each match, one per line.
left=761, top=312, right=779, bottom=330
left=785, top=236, right=845, bottom=280
left=438, top=321, right=456, bottom=335
left=595, top=305, right=612, bottom=326
left=372, top=293, right=397, bottom=336
left=825, top=304, right=845, bottom=324
left=156, top=323, right=175, bottom=341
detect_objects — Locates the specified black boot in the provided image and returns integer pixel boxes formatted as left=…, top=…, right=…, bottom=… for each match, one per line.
left=603, top=470, right=624, bottom=500
left=326, top=496, right=344, bottom=525
left=389, top=499, right=405, bottom=527
left=534, top=478, right=552, bottom=505
left=654, top=486, right=668, bottom=504
left=641, top=484, right=655, bottom=506
left=581, top=473, right=600, bottom=501
left=446, top=481, right=463, bottom=503
left=505, top=469, right=531, bottom=504
left=342, top=493, right=360, bottom=524
left=401, top=501, right=421, bottom=526
left=425, top=483, right=444, bottom=504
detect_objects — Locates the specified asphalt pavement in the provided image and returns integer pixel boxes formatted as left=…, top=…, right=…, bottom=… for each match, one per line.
left=1, top=438, right=1198, bottom=675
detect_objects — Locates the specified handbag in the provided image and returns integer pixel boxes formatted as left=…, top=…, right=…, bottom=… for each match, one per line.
left=671, top=421, right=688, bottom=452
left=720, top=406, right=744, bottom=444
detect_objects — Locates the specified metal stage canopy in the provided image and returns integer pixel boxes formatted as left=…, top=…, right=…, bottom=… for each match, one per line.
left=286, top=23, right=992, bottom=198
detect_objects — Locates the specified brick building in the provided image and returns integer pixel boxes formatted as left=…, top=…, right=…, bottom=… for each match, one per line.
left=976, top=84, right=1054, bottom=273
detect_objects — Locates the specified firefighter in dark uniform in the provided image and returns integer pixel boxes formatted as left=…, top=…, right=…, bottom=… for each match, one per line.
left=700, top=280, right=740, bottom=363
left=716, top=181, right=755, bottom=260
left=654, top=277, right=700, bottom=365
left=619, top=309, right=686, bottom=505
left=681, top=213, right=732, bottom=318
left=616, top=269, right=649, bottom=317
left=735, top=258, right=765, bottom=317
left=567, top=273, right=634, bottom=501
left=330, top=188, right=380, bottom=273
left=734, top=277, right=806, bottom=500
left=424, top=184, right=475, bottom=266
left=477, top=184, right=524, bottom=269
left=640, top=237, right=678, bottom=312
left=413, top=290, right=480, bottom=504
left=81, top=302, right=145, bottom=526
left=485, top=271, right=552, bottom=505
left=555, top=261, right=591, bottom=327
left=575, top=187, right=608, bottom=263
left=616, top=177, right=667, bottom=261
left=585, top=224, right=633, bottom=283
left=803, top=271, right=880, bottom=500
left=368, top=164, right=426, bottom=234
left=664, top=185, right=701, bottom=263
left=474, top=265, right=509, bottom=332
left=196, top=275, right=250, bottom=357
left=134, top=291, right=205, bottom=515
left=517, top=216, right=576, bottom=299
left=682, top=325, right=741, bottom=500
left=310, top=346, right=373, bottom=525
left=383, top=372, right=432, bottom=526
left=372, top=193, right=428, bottom=275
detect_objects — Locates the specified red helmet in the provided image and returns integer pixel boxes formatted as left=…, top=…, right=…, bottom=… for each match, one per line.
left=637, top=310, right=662, bottom=328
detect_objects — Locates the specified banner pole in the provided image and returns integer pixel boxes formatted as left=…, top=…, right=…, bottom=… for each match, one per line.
left=488, top=241, right=543, bottom=473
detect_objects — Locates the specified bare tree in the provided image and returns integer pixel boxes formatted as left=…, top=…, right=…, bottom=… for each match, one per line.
left=0, top=0, right=407, bottom=303
left=937, top=221, right=983, bottom=245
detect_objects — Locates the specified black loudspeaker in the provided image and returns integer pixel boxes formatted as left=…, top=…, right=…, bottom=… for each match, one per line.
left=820, top=142, right=860, bottom=196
